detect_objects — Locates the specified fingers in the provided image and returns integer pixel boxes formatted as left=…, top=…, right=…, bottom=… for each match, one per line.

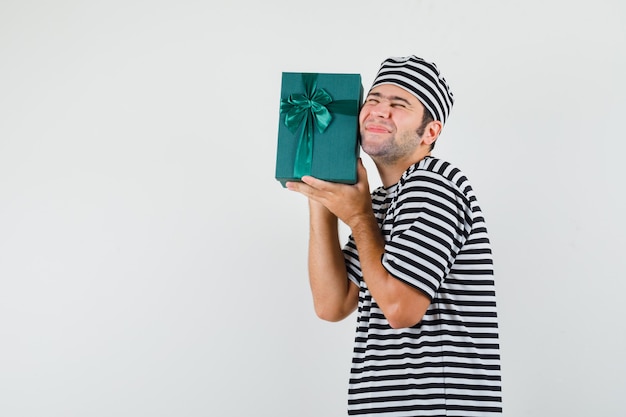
left=287, top=176, right=335, bottom=194
left=301, top=175, right=333, bottom=191
left=285, top=180, right=309, bottom=194
left=286, top=178, right=324, bottom=202
left=286, top=171, right=372, bottom=225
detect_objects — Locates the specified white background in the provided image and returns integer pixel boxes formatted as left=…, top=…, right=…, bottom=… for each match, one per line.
left=1, top=1, right=625, bottom=416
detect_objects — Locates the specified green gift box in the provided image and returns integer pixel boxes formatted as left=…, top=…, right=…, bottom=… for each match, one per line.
left=275, top=72, right=362, bottom=187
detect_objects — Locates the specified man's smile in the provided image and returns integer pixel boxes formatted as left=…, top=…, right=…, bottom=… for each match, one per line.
left=363, top=121, right=392, bottom=134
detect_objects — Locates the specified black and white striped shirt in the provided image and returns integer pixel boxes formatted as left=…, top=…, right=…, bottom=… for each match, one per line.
left=343, top=156, right=502, bottom=416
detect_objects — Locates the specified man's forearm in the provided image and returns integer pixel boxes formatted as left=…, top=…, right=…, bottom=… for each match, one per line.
left=308, top=200, right=357, bottom=321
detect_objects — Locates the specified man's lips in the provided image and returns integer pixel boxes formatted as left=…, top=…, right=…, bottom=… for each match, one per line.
left=364, top=122, right=392, bottom=133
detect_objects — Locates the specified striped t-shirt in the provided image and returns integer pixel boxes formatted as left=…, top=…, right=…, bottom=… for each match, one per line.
left=343, top=156, right=502, bottom=416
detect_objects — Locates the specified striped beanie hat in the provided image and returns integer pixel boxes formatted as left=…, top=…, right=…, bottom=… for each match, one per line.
left=371, top=55, right=454, bottom=125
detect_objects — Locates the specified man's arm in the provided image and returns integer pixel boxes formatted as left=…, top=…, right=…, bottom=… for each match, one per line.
left=288, top=160, right=430, bottom=328
left=307, top=199, right=359, bottom=322
left=347, top=211, right=431, bottom=329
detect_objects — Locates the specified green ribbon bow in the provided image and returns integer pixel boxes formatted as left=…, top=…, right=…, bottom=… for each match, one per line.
left=280, top=73, right=359, bottom=178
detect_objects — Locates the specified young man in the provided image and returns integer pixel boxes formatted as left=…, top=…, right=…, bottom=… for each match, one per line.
left=287, top=56, right=502, bottom=416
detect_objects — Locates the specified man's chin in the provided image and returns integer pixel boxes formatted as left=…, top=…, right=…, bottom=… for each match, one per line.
left=361, top=143, right=388, bottom=159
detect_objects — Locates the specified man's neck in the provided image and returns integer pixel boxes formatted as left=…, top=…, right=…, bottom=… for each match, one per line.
left=374, top=151, right=432, bottom=188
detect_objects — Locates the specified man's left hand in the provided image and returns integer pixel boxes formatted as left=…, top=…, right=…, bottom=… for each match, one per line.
left=286, top=159, right=373, bottom=229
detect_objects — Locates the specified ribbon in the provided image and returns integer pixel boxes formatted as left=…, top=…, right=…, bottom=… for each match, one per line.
left=280, top=73, right=358, bottom=178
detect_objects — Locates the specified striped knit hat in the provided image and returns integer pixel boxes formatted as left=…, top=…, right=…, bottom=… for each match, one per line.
left=371, top=55, right=454, bottom=125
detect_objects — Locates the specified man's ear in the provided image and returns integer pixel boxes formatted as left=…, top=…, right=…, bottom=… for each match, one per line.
left=422, top=120, right=443, bottom=146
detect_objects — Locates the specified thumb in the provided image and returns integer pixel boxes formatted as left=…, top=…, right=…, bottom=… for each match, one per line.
left=356, top=158, right=370, bottom=187
left=357, top=158, right=367, bottom=178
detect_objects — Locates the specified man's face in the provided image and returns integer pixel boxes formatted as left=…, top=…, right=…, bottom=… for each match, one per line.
left=358, top=84, right=426, bottom=164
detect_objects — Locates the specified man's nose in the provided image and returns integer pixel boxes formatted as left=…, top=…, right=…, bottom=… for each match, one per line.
left=371, top=102, right=390, bottom=118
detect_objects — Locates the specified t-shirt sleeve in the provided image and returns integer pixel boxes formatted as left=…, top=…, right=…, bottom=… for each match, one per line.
left=343, top=234, right=361, bottom=287
left=381, top=174, right=472, bottom=299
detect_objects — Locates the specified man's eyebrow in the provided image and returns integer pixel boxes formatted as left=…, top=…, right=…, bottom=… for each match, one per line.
left=367, top=91, right=412, bottom=105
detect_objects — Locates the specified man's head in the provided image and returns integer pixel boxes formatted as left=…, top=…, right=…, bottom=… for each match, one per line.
left=370, top=55, right=454, bottom=127
left=359, top=56, right=454, bottom=158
